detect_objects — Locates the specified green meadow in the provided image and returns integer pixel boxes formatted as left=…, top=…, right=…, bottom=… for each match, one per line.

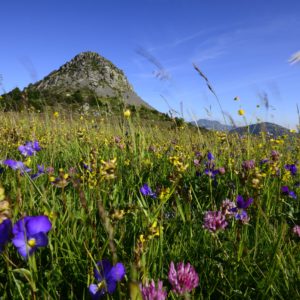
left=0, top=109, right=300, bottom=299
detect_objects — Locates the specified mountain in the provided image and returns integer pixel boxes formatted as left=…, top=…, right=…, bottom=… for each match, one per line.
left=193, top=119, right=233, bottom=131
left=230, top=122, right=292, bottom=137
left=1, top=51, right=153, bottom=110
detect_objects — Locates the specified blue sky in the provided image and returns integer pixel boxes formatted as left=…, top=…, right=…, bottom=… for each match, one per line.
left=1, top=0, right=300, bottom=128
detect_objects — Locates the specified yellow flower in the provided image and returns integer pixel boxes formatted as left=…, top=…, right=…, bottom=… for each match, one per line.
left=290, top=129, right=296, bottom=133
left=24, top=157, right=32, bottom=167
left=238, top=109, right=245, bottom=116
left=124, top=109, right=131, bottom=118
left=53, top=111, right=59, bottom=118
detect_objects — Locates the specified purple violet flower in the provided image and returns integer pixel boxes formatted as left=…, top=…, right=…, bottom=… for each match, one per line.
left=230, top=195, right=253, bottom=223
left=140, top=184, right=157, bottom=198
left=285, top=164, right=297, bottom=176
left=281, top=186, right=297, bottom=199
left=140, top=279, right=167, bottom=300
left=168, top=261, right=199, bottom=295
left=18, top=140, right=41, bottom=157
left=0, top=219, right=12, bottom=252
left=203, top=211, right=228, bottom=232
left=89, top=259, right=125, bottom=299
left=204, top=168, right=219, bottom=178
left=30, top=165, right=46, bottom=180
left=3, top=159, right=31, bottom=174
left=12, top=216, right=52, bottom=258
left=207, top=152, right=214, bottom=161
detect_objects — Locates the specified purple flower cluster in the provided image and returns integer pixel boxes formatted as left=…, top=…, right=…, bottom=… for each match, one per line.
left=140, top=184, right=157, bottom=198
left=231, top=195, right=253, bottom=223
left=242, top=160, right=255, bottom=171
left=203, top=211, right=228, bottom=232
left=285, top=164, right=297, bottom=176
left=204, top=152, right=219, bottom=178
left=204, top=196, right=253, bottom=233
left=168, top=261, right=199, bottom=295
left=89, top=259, right=125, bottom=299
left=0, top=219, right=12, bottom=252
left=18, top=140, right=41, bottom=157
left=0, top=215, right=52, bottom=258
left=140, top=279, right=167, bottom=300
left=2, top=140, right=47, bottom=180
left=140, top=261, right=199, bottom=298
left=3, top=159, right=31, bottom=174
left=281, top=186, right=297, bottom=199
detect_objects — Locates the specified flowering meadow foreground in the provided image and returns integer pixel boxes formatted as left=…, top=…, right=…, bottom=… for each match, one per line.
left=0, top=110, right=300, bottom=299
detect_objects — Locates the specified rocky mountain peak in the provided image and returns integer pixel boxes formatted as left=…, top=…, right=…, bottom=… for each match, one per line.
left=26, top=51, right=152, bottom=108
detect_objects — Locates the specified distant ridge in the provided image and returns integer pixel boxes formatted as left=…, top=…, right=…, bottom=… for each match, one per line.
left=194, top=119, right=233, bottom=131
left=229, top=122, right=293, bottom=137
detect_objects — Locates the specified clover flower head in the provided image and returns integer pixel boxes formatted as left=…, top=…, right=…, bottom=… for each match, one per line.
left=242, top=160, right=255, bottom=171
left=140, top=184, right=157, bottom=198
left=12, top=216, right=52, bottom=258
left=221, top=199, right=235, bottom=217
left=0, top=219, right=12, bottom=252
left=203, top=211, right=228, bottom=232
left=292, top=225, right=300, bottom=237
left=168, top=261, right=199, bottom=295
left=89, top=259, right=125, bottom=299
left=18, top=140, right=41, bottom=157
left=140, top=279, right=167, bottom=300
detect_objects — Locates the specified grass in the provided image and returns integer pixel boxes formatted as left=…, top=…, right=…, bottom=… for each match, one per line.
left=0, top=109, right=300, bottom=299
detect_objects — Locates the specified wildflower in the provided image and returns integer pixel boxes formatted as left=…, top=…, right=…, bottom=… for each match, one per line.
left=207, top=152, right=214, bottom=161
left=89, top=259, right=125, bottom=299
left=193, top=159, right=200, bottom=167
left=292, top=225, right=300, bottom=237
left=218, top=167, right=226, bottom=175
left=0, top=219, right=12, bottom=252
left=284, top=164, right=297, bottom=176
left=124, top=109, right=131, bottom=118
left=12, top=216, right=52, bottom=258
left=18, top=140, right=41, bottom=157
left=203, top=211, right=228, bottom=232
left=242, top=160, right=255, bottom=171
left=221, top=199, right=235, bottom=217
left=230, top=195, right=253, bottom=223
left=3, top=159, right=31, bottom=174
left=0, top=186, right=11, bottom=224
left=140, top=279, right=167, bottom=300
left=140, top=184, right=157, bottom=198
left=281, top=186, right=297, bottom=199
left=100, top=158, right=117, bottom=180
left=30, top=165, right=46, bottom=180
left=238, top=109, right=245, bottom=116
left=271, top=150, right=280, bottom=161
left=168, top=261, right=199, bottom=295
left=53, top=111, right=59, bottom=118
left=148, top=220, right=161, bottom=239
